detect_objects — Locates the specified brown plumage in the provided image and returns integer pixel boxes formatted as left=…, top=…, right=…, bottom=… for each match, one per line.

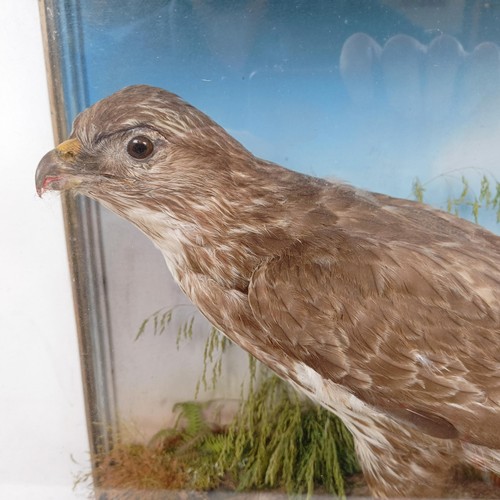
left=36, top=85, right=500, bottom=498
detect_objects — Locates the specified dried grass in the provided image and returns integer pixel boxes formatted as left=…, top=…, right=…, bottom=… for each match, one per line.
left=94, top=442, right=188, bottom=491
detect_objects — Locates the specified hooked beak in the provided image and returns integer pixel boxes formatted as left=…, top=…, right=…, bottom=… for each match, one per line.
left=35, top=138, right=83, bottom=197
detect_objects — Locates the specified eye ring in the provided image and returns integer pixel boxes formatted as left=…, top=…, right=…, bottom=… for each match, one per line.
left=127, top=136, right=154, bottom=159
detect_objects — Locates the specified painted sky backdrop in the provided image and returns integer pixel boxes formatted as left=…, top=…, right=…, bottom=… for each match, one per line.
left=65, top=0, right=500, bottom=229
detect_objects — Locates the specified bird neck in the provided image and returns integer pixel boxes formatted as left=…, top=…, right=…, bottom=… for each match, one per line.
left=159, top=187, right=297, bottom=292
left=152, top=159, right=322, bottom=292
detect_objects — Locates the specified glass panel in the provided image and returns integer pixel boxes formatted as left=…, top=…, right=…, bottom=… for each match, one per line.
left=40, top=0, right=500, bottom=495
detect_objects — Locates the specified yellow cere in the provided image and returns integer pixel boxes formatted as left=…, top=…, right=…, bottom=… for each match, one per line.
left=56, top=138, right=82, bottom=160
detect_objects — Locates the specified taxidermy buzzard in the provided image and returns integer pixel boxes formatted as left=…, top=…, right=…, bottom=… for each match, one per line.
left=36, top=85, right=500, bottom=498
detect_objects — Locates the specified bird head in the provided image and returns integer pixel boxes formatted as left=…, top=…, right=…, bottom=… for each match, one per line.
left=35, top=85, right=254, bottom=216
left=35, top=85, right=310, bottom=277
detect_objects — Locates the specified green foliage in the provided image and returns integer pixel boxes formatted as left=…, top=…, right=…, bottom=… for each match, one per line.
left=135, top=306, right=196, bottom=344
left=196, top=327, right=231, bottom=397
left=146, top=370, right=358, bottom=496
left=149, top=401, right=225, bottom=490
left=172, top=402, right=229, bottom=490
left=135, top=307, right=174, bottom=340
left=412, top=172, right=500, bottom=224
left=136, top=309, right=232, bottom=397
left=412, top=177, right=426, bottom=203
left=216, top=371, right=358, bottom=496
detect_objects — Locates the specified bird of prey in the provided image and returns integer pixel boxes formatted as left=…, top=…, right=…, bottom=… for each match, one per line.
left=36, top=85, right=500, bottom=498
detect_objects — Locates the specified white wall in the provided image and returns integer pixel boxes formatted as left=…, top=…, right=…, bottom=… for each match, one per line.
left=0, top=2, right=89, bottom=498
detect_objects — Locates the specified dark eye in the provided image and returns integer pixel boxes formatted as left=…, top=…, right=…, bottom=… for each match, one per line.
left=127, top=136, right=154, bottom=159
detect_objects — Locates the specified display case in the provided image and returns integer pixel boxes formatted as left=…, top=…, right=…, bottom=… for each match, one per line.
left=39, top=0, right=500, bottom=496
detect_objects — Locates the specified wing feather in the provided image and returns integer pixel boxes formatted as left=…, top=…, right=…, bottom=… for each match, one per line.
left=248, top=221, right=500, bottom=448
